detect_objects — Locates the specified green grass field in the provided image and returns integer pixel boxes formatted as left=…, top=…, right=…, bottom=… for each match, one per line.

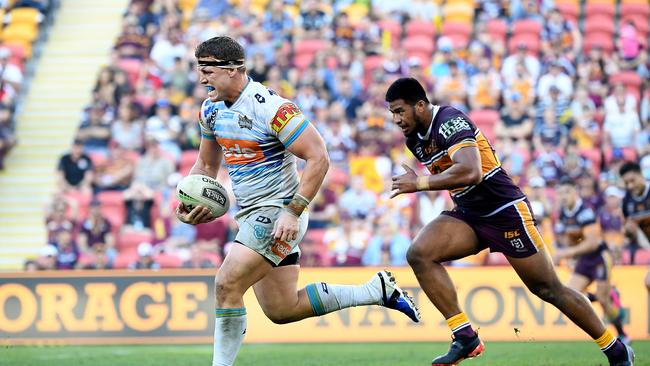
left=1, top=341, right=647, bottom=366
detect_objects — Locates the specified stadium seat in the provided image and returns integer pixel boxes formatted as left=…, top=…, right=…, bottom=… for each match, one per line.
left=622, top=0, right=649, bottom=3
left=580, top=148, right=602, bottom=174
left=585, top=0, right=615, bottom=4
left=486, top=19, right=507, bottom=44
left=556, top=3, right=579, bottom=24
left=584, top=3, right=615, bottom=17
left=508, top=34, right=541, bottom=54
left=178, top=0, right=198, bottom=12
left=180, top=150, right=198, bottom=175
left=584, top=16, right=615, bottom=36
left=1, top=22, right=38, bottom=43
left=512, top=19, right=542, bottom=36
left=441, top=22, right=472, bottom=39
left=6, top=7, right=42, bottom=26
left=87, top=151, right=107, bottom=167
left=405, top=20, right=435, bottom=38
left=442, top=2, right=474, bottom=23
left=294, top=39, right=328, bottom=56
left=378, top=19, right=402, bottom=42
left=96, top=191, right=126, bottom=226
left=621, top=15, right=649, bottom=36
left=117, top=231, right=154, bottom=252
left=583, top=34, right=614, bottom=54
left=154, top=253, right=183, bottom=268
left=620, top=3, right=649, bottom=18
left=117, top=58, right=142, bottom=87
left=293, top=53, right=314, bottom=70
left=62, top=190, right=92, bottom=219
left=113, top=251, right=138, bottom=269
left=609, top=72, right=642, bottom=91
left=4, top=38, right=31, bottom=58
left=468, top=109, right=499, bottom=142
left=342, top=3, right=368, bottom=25
left=402, top=35, right=435, bottom=56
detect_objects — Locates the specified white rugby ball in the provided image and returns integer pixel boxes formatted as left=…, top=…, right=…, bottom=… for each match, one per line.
left=176, top=175, right=230, bottom=218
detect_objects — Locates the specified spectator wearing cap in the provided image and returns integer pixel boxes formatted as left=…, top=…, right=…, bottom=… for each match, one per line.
left=129, top=242, right=160, bottom=270
left=37, top=244, right=58, bottom=270
left=501, top=42, right=541, bottom=82
left=57, top=139, right=93, bottom=193
left=537, top=61, right=573, bottom=101
left=429, top=37, right=461, bottom=79
left=0, top=104, right=16, bottom=170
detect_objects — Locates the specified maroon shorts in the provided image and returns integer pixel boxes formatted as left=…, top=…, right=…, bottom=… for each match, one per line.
left=442, top=199, right=546, bottom=258
left=574, top=245, right=612, bottom=281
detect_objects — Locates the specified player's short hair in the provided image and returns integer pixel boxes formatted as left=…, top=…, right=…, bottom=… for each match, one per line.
left=619, top=161, right=642, bottom=176
left=195, top=36, right=245, bottom=68
left=385, top=77, right=430, bottom=105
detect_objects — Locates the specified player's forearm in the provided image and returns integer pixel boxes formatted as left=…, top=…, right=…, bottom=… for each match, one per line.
left=566, top=239, right=600, bottom=257
left=419, top=163, right=481, bottom=191
left=190, top=153, right=222, bottom=178
left=296, top=153, right=329, bottom=201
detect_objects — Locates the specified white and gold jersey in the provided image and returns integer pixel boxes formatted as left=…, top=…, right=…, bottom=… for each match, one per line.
left=199, top=78, right=309, bottom=211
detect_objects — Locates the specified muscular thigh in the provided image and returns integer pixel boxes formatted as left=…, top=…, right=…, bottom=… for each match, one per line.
left=253, top=264, right=300, bottom=311
left=507, top=247, right=562, bottom=290
left=412, top=213, right=482, bottom=262
left=218, top=242, right=274, bottom=292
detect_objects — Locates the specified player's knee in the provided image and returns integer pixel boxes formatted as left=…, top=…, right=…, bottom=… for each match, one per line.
left=530, top=282, right=562, bottom=304
left=266, top=311, right=293, bottom=324
left=214, top=276, right=241, bottom=305
left=406, top=245, right=424, bottom=267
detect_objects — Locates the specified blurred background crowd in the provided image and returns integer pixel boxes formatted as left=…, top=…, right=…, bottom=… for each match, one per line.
left=23, top=0, right=650, bottom=271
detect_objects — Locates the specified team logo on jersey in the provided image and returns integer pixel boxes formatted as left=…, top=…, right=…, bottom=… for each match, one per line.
left=238, top=114, right=253, bottom=129
left=205, top=108, right=219, bottom=131
left=423, top=140, right=436, bottom=155
left=271, top=103, right=301, bottom=133
left=439, top=116, right=471, bottom=140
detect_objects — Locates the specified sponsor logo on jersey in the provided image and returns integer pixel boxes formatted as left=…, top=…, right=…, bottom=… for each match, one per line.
left=238, top=114, right=253, bottom=130
left=439, top=116, right=471, bottom=140
left=270, top=102, right=301, bottom=134
left=205, top=107, right=219, bottom=131
left=201, top=188, right=227, bottom=206
left=217, top=138, right=264, bottom=165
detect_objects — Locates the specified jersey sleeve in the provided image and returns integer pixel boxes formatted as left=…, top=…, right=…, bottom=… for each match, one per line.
left=435, top=108, right=478, bottom=159
left=266, top=100, right=309, bottom=148
left=577, top=206, right=597, bottom=227
left=198, top=99, right=215, bottom=139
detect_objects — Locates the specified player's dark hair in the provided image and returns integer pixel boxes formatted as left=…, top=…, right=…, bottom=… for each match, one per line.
left=558, top=176, right=576, bottom=187
left=385, top=77, right=430, bottom=105
left=195, top=36, right=245, bottom=62
left=619, top=161, right=642, bottom=176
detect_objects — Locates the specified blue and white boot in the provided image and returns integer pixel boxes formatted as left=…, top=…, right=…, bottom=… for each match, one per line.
left=372, top=270, right=421, bottom=323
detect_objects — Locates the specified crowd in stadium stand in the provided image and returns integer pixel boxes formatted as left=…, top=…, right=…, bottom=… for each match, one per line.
left=0, top=0, right=51, bottom=169
left=33, top=0, right=650, bottom=271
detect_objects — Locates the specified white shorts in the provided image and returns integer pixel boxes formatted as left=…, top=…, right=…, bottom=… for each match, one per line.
left=235, top=206, right=309, bottom=265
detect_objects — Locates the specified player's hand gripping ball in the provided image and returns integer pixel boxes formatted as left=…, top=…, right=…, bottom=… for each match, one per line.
left=175, top=175, right=230, bottom=225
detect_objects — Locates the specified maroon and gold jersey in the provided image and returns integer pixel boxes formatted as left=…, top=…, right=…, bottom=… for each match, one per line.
left=622, top=182, right=650, bottom=240
left=406, top=106, right=524, bottom=217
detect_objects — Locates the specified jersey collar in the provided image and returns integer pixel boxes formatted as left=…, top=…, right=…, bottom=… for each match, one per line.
left=228, top=76, right=252, bottom=109
left=632, top=181, right=650, bottom=201
left=563, top=198, right=583, bottom=216
left=417, top=105, right=440, bottom=140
